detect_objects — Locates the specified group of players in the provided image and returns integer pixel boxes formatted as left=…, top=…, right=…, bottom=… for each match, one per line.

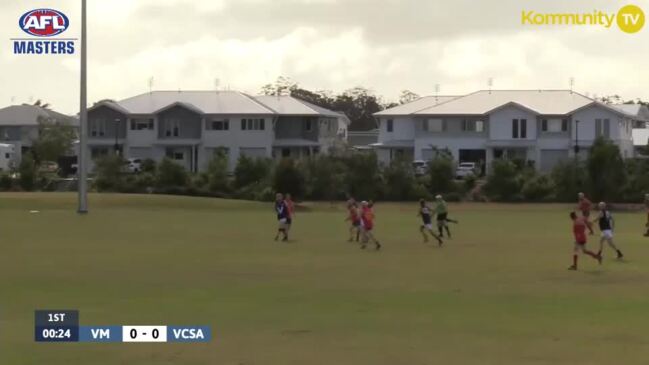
left=275, top=191, right=648, bottom=270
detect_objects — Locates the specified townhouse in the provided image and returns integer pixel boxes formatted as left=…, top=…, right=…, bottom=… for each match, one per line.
left=0, top=104, right=77, bottom=165
left=374, top=90, right=644, bottom=172
left=85, top=91, right=349, bottom=172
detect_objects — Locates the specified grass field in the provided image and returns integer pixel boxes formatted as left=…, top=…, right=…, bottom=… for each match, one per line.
left=2, top=193, right=649, bottom=365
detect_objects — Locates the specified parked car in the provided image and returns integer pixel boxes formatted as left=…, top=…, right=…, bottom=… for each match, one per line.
left=455, top=162, right=478, bottom=179
left=125, top=158, right=142, bottom=173
left=38, top=161, right=59, bottom=174
left=412, top=160, right=428, bottom=176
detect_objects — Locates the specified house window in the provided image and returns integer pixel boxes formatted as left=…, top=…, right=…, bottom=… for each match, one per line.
left=512, top=119, right=527, bottom=139
left=164, top=119, right=180, bottom=137
left=241, top=118, right=265, bottom=131
left=462, top=120, right=484, bottom=132
left=207, top=119, right=229, bottom=131
left=130, top=118, right=154, bottom=131
left=424, top=119, right=444, bottom=132
left=541, top=119, right=566, bottom=133
left=90, top=147, right=109, bottom=159
left=165, top=148, right=184, bottom=160
left=387, top=119, right=394, bottom=132
left=305, top=119, right=313, bottom=132
left=595, top=119, right=610, bottom=138
left=90, top=119, right=106, bottom=137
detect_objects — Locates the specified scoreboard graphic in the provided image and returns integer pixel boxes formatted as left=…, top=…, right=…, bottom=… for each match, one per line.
left=35, top=310, right=211, bottom=343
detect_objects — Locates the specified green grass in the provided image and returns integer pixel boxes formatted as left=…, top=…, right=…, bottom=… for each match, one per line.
left=2, top=193, right=649, bottom=364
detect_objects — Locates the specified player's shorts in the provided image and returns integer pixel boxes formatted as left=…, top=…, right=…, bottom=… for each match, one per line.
left=581, top=210, right=591, bottom=218
left=352, top=220, right=361, bottom=227
left=286, top=217, right=292, bottom=225
left=422, top=223, right=433, bottom=230
left=575, top=239, right=587, bottom=246
left=437, top=213, right=448, bottom=222
left=363, top=224, right=373, bottom=231
left=278, top=218, right=288, bottom=229
left=601, top=229, right=613, bottom=239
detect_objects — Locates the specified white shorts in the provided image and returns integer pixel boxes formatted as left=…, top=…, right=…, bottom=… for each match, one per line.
left=423, top=224, right=433, bottom=230
left=601, top=230, right=613, bottom=239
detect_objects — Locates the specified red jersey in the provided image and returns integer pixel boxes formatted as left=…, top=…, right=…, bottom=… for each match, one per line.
left=573, top=218, right=587, bottom=244
left=285, top=199, right=294, bottom=218
left=578, top=198, right=592, bottom=213
left=361, top=207, right=374, bottom=229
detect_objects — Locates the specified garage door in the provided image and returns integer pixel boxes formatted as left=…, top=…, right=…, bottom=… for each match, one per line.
left=540, top=149, right=569, bottom=172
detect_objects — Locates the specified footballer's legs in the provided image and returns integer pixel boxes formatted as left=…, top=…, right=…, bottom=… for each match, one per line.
left=437, top=221, right=444, bottom=238
left=569, top=245, right=579, bottom=270
left=427, top=228, right=443, bottom=246
left=420, top=225, right=429, bottom=243
left=606, top=237, right=623, bottom=259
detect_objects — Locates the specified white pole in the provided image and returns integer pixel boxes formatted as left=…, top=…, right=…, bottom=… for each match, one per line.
left=78, top=0, right=88, bottom=214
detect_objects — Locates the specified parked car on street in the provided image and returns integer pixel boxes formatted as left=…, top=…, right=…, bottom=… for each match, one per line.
left=412, top=160, right=428, bottom=176
left=455, top=162, right=478, bottom=179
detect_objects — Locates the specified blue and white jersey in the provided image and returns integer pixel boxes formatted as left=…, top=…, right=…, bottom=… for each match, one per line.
left=275, top=201, right=289, bottom=220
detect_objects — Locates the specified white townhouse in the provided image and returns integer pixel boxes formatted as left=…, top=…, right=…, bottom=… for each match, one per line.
left=374, top=90, right=642, bottom=172
left=0, top=104, right=77, bottom=165
left=85, top=91, right=349, bottom=172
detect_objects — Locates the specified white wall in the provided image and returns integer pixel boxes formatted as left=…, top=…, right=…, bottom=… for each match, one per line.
left=488, top=105, right=537, bottom=141
left=378, top=117, right=416, bottom=142
left=415, top=136, right=487, bottom=161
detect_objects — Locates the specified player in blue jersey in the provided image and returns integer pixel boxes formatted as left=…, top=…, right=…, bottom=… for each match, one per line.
left=592, top=202, right=624, bottom=259
left=274, top=193, right=290, bottom=242
left=419, top=199, right=443, bottom=246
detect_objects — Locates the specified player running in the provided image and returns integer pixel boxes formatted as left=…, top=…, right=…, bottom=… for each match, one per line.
left=418, top=199, right=443, bottom=245
left=577, top=192, right=595, bottom=234
left=345, top=199, right=361, bottom=242
left=285, top=193, right=295, bottom=233
left=360, top=201, right=381, bottom=250
left=568, top=211, right=601, bottom=271
left=435, top=195, right=458, bottom=239
left=274, top=193, right=290, bottom=242
left=592, top=202, right=624, bottom=260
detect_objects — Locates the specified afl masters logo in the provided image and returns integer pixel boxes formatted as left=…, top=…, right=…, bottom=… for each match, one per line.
left=12, top=9, right=77, bottom=54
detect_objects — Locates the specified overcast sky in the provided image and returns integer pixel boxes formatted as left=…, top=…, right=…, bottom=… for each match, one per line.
left=1, top=0, right=648, bottom=114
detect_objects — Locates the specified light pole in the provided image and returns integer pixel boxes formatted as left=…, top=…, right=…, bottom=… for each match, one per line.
left=114, top=118, right=120, bottom=155
left=574, top=119, right=580, bottom=159
left=78, top=0, right=88, bottom=214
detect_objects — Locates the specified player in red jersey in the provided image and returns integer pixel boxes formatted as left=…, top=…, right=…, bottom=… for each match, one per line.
left=568, top=211, right=601, bottom=270
left=577, top=192, right=595, bottom=235
left=285, top=193, right=295, bottom=234
left=360, top=201, right=381, bottom=250
left=345, top=199, right=361, bottom=242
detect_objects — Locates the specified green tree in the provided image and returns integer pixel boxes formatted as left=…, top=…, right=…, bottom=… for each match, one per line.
left=234, top=155, right=271, bottom=189
left=302, top=156, right=346, bottom=201
left=273, top=158, right=305, bottom=198
left=483, top=159, right=521, bottom=201
left=343, top=152, right=382, bottom=199
left=587, top=137, right=626, bottom=201
left=157, top=158, right=188, bottom=188
left=205, top=148, right=230, bottom=193
left=399, top=90, right=420, bottom=105
left=428, top=156, right=455, bottom=194
left=383, top=158, right=417, bottom=200
left=31, top=116, right=76, bottom=163
left=94, top=154, right=125, bottom=191
left=551, top=159, right=587, bottom=202
left=18, top=152, right=36, bottom=191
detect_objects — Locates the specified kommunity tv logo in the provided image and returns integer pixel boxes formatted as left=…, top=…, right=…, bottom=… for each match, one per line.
left=521, top=4, right=645, bottom=33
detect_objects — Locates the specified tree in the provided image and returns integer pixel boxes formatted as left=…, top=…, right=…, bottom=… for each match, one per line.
left=399, top=90, right=420, bottom=105
left=587, top=137, right=626, bottom=201
left=234, top=155, right=272, bottom=189
left=273, top=158, right=305, bottom=198
left=94, top=154, right=125, bottom=191
left=428, top=156, right=455, bottom=194
left=552, top=159, right=587, bottom=202
left=333, top=87, right=383, bottom=131
left=260, top=76, right=297, bottom=96
left=343, top=152, right=382, bottom=199
left=31, top=116, right=76, bottom=163
left=18, top=152, right=36, bottom=191
left=205, top=148, right=230, bottom=193
left=483, top=159, right=521, bottom=201
left=301, top=155, right=346, bottom=201
left=157, top=158, right=188, bottom=188
left=383, top=158, right=417, bottom=200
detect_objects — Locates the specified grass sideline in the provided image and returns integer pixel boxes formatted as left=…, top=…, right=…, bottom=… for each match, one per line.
left=1, top=193, right=649, bottom=365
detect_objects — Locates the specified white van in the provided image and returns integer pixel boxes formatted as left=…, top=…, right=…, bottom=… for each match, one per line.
left=0, top=143, right=15, bottom=172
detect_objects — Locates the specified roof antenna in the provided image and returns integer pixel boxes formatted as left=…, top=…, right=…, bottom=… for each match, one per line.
left=148, top=77, right=154, bottom=94
left=434, top=84, right=440, bottom=102
left=214, top=78, right=220, bottom=92
left=10, top=96, right=16, bottom=105
left=487, top=77, right=493, bottom=94
left=569, top=77, right=575, bottom=94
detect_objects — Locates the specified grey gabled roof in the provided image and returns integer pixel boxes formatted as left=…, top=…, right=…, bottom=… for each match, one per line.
left=110, top=91, right=276, bottom=115
left=613, top=104, right=649, bottom=122
left=375, top=96, right=459, bottom=116
left=0, top=104, right=77, bottom=126
left=255, top=95, right=345, bottom=118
